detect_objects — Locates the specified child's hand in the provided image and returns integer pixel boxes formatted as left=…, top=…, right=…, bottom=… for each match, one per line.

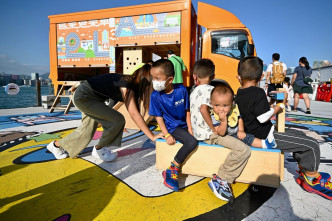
left=152, top=132, right=164, bottom=141
left=166, top=135, right=176, bottom=145
left=217, top=111, right=227, bottom=122
left=237, top=131, right=246, bottom=140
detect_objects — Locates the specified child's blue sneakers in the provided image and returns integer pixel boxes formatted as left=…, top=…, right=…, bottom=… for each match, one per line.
left=302, top=174, right=332, bottom=200
left=208, top=174, right=234, bottom=202
left=162, top=164, right=179, bottom=191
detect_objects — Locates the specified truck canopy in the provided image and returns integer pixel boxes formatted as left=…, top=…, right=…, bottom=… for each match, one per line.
left=197, top=1, right=245, bottom=29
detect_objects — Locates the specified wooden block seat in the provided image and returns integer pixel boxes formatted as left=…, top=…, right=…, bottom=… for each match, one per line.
left=155, top=139, right=284, bottom=188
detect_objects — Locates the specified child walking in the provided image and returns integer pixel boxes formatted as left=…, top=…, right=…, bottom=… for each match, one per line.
left=210, top=83, right=276, bottom=149
left=149, top=59, right=198, bottom=191
left=190, top=59, right=251, bottom=202
left=283, top=77, right=293, bottom=112
left=235, top=56, right=331, bottom=200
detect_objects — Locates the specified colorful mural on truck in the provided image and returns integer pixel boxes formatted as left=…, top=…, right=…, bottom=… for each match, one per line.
left=0, top=112, right=331, bottom=220
left=56, top=12, right=181, bottom=72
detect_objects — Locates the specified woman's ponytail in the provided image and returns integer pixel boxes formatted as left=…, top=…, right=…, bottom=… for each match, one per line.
left=299, top=57, right=310, bottom=70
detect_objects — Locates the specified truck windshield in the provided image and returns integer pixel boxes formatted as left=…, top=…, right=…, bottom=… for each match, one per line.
left=211, top=31, right=249, bottom=60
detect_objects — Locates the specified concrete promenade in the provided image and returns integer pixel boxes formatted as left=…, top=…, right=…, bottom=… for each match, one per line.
left=0, top=99, right=331, bottom=220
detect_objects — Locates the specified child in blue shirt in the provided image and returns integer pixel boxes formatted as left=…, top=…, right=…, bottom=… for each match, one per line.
left=149, top=59, right=198, bottom=191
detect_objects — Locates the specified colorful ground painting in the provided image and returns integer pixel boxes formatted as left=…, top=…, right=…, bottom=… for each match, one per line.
left=1, top=112, right=331, bottom=220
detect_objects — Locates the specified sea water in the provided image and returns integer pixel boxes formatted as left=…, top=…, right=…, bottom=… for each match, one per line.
left=0, top=86, right=69, bottom=109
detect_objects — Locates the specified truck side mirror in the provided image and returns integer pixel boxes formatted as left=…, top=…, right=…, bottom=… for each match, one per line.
left=248, top=44, right=255, bottom=56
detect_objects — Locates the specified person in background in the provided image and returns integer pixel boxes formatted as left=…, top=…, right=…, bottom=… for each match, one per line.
left=167, top=50, right=186, bottom=85
left=283, top=77, right=294, bottom=112
left=265, top=53, right=287, bottom=105
left=291, top=57, right=313, bottom=114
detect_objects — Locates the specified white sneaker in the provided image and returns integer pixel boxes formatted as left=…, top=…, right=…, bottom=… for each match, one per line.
left=46, top=141, right=69, bottom=159
left=92, top=146, right=118, bottom=162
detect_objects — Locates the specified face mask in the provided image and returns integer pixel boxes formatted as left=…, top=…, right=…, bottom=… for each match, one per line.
left=152, top=78, right=170, bottom=91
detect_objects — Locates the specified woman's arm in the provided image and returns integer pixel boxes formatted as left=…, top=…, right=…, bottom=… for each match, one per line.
left=200, top=104, right=217, bottom=134
left=290, top=73, right=297, bottom=85
left=124, top=89, right=162, bottom=141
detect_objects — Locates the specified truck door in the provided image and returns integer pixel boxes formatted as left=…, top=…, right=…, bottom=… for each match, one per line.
left=197, top=2, right=256, bottom=91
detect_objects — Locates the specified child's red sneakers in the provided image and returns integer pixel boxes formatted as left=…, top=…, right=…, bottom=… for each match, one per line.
left=162, top=164, right=179, bottom=191
left=295, top=170, right=330, bottom=186
left=302, top=174, right=332, bottom=200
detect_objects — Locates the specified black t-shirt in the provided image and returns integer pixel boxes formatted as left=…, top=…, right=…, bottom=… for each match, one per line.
left=87, top=73, right=129, bottom=102
left=235, top=86, right=273, bottom=139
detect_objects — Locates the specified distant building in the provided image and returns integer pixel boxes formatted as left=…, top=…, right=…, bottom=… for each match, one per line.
left=287, top=67, right=295, bottom=75
left=31, top=73, right=39, bottom=81
left=312, top=65, right=332, bottom=83
left=313, top=60, right=331, bottom=69
left=0, top=74, right=11, bottom=86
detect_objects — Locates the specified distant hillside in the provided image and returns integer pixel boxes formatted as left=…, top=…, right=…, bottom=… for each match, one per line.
left=40, top=73, right=50, bottom=79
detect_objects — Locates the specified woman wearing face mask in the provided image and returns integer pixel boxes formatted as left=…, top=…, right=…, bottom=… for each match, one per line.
left=47, top=64, right=162, bottom=161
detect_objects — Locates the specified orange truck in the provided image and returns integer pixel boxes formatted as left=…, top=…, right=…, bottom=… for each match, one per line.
left=48, top=0, right=256, bottom=93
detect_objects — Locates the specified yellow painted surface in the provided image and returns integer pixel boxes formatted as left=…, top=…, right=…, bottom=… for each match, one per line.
left=0, top=128, right=250, bottom=220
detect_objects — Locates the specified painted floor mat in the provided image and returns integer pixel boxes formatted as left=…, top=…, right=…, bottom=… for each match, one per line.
left=1, top=112, right=332, bottom=220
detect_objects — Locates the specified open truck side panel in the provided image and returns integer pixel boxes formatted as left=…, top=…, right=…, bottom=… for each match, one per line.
left=48, top=0, right=255, bottom=94
left=49, top=0, right=194, bottom=93
left=197, top=1, right=256, bottom=90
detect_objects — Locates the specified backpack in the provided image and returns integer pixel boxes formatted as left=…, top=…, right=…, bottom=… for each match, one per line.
left=270, top=62, right=285, bottom=84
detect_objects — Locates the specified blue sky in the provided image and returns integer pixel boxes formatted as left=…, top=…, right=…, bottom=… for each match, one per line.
left=1, top=0, right=332, bottom=75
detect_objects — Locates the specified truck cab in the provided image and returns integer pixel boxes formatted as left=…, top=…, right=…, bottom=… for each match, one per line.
left=198, top=1, right=256, bottom=90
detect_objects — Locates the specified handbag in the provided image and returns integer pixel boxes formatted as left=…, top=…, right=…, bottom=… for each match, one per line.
left=304, top=76, right=313, bottom=84
left=302, top=67, right=313, bottom=84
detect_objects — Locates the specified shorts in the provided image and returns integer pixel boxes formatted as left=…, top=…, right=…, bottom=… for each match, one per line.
left=232, top=133, right=255, bottom=146
left=267, top=83, right=283, bottom=97
left=293, top=82, right=313, bottom=94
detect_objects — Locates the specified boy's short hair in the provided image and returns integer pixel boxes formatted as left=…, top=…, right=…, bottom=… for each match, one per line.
left=211, top=82, right=235, bottom=102
left=238, top=56, right=263, bottom=82
left=152, top=59, right=175, bottom=77
left=193, top=59, right=215, bottom=78
left=272, top=53, right=280, bottom=61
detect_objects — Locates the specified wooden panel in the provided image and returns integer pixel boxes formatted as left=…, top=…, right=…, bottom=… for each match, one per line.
left=123, top=47, right=143, bottom=75
left=276, top=88, right=286, bottom=132
left=156, top=139, right=283, bottom=188
left=113, top=102, right=152, bottom=130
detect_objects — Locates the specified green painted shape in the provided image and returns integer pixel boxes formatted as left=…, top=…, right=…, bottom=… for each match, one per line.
left=27, top=133, right=63, bottom=142
left=77, top=47, right=85, bottom=53
left=287, top=115, right=330, bottom=121
left=85, top=49, right=95, bottom=58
